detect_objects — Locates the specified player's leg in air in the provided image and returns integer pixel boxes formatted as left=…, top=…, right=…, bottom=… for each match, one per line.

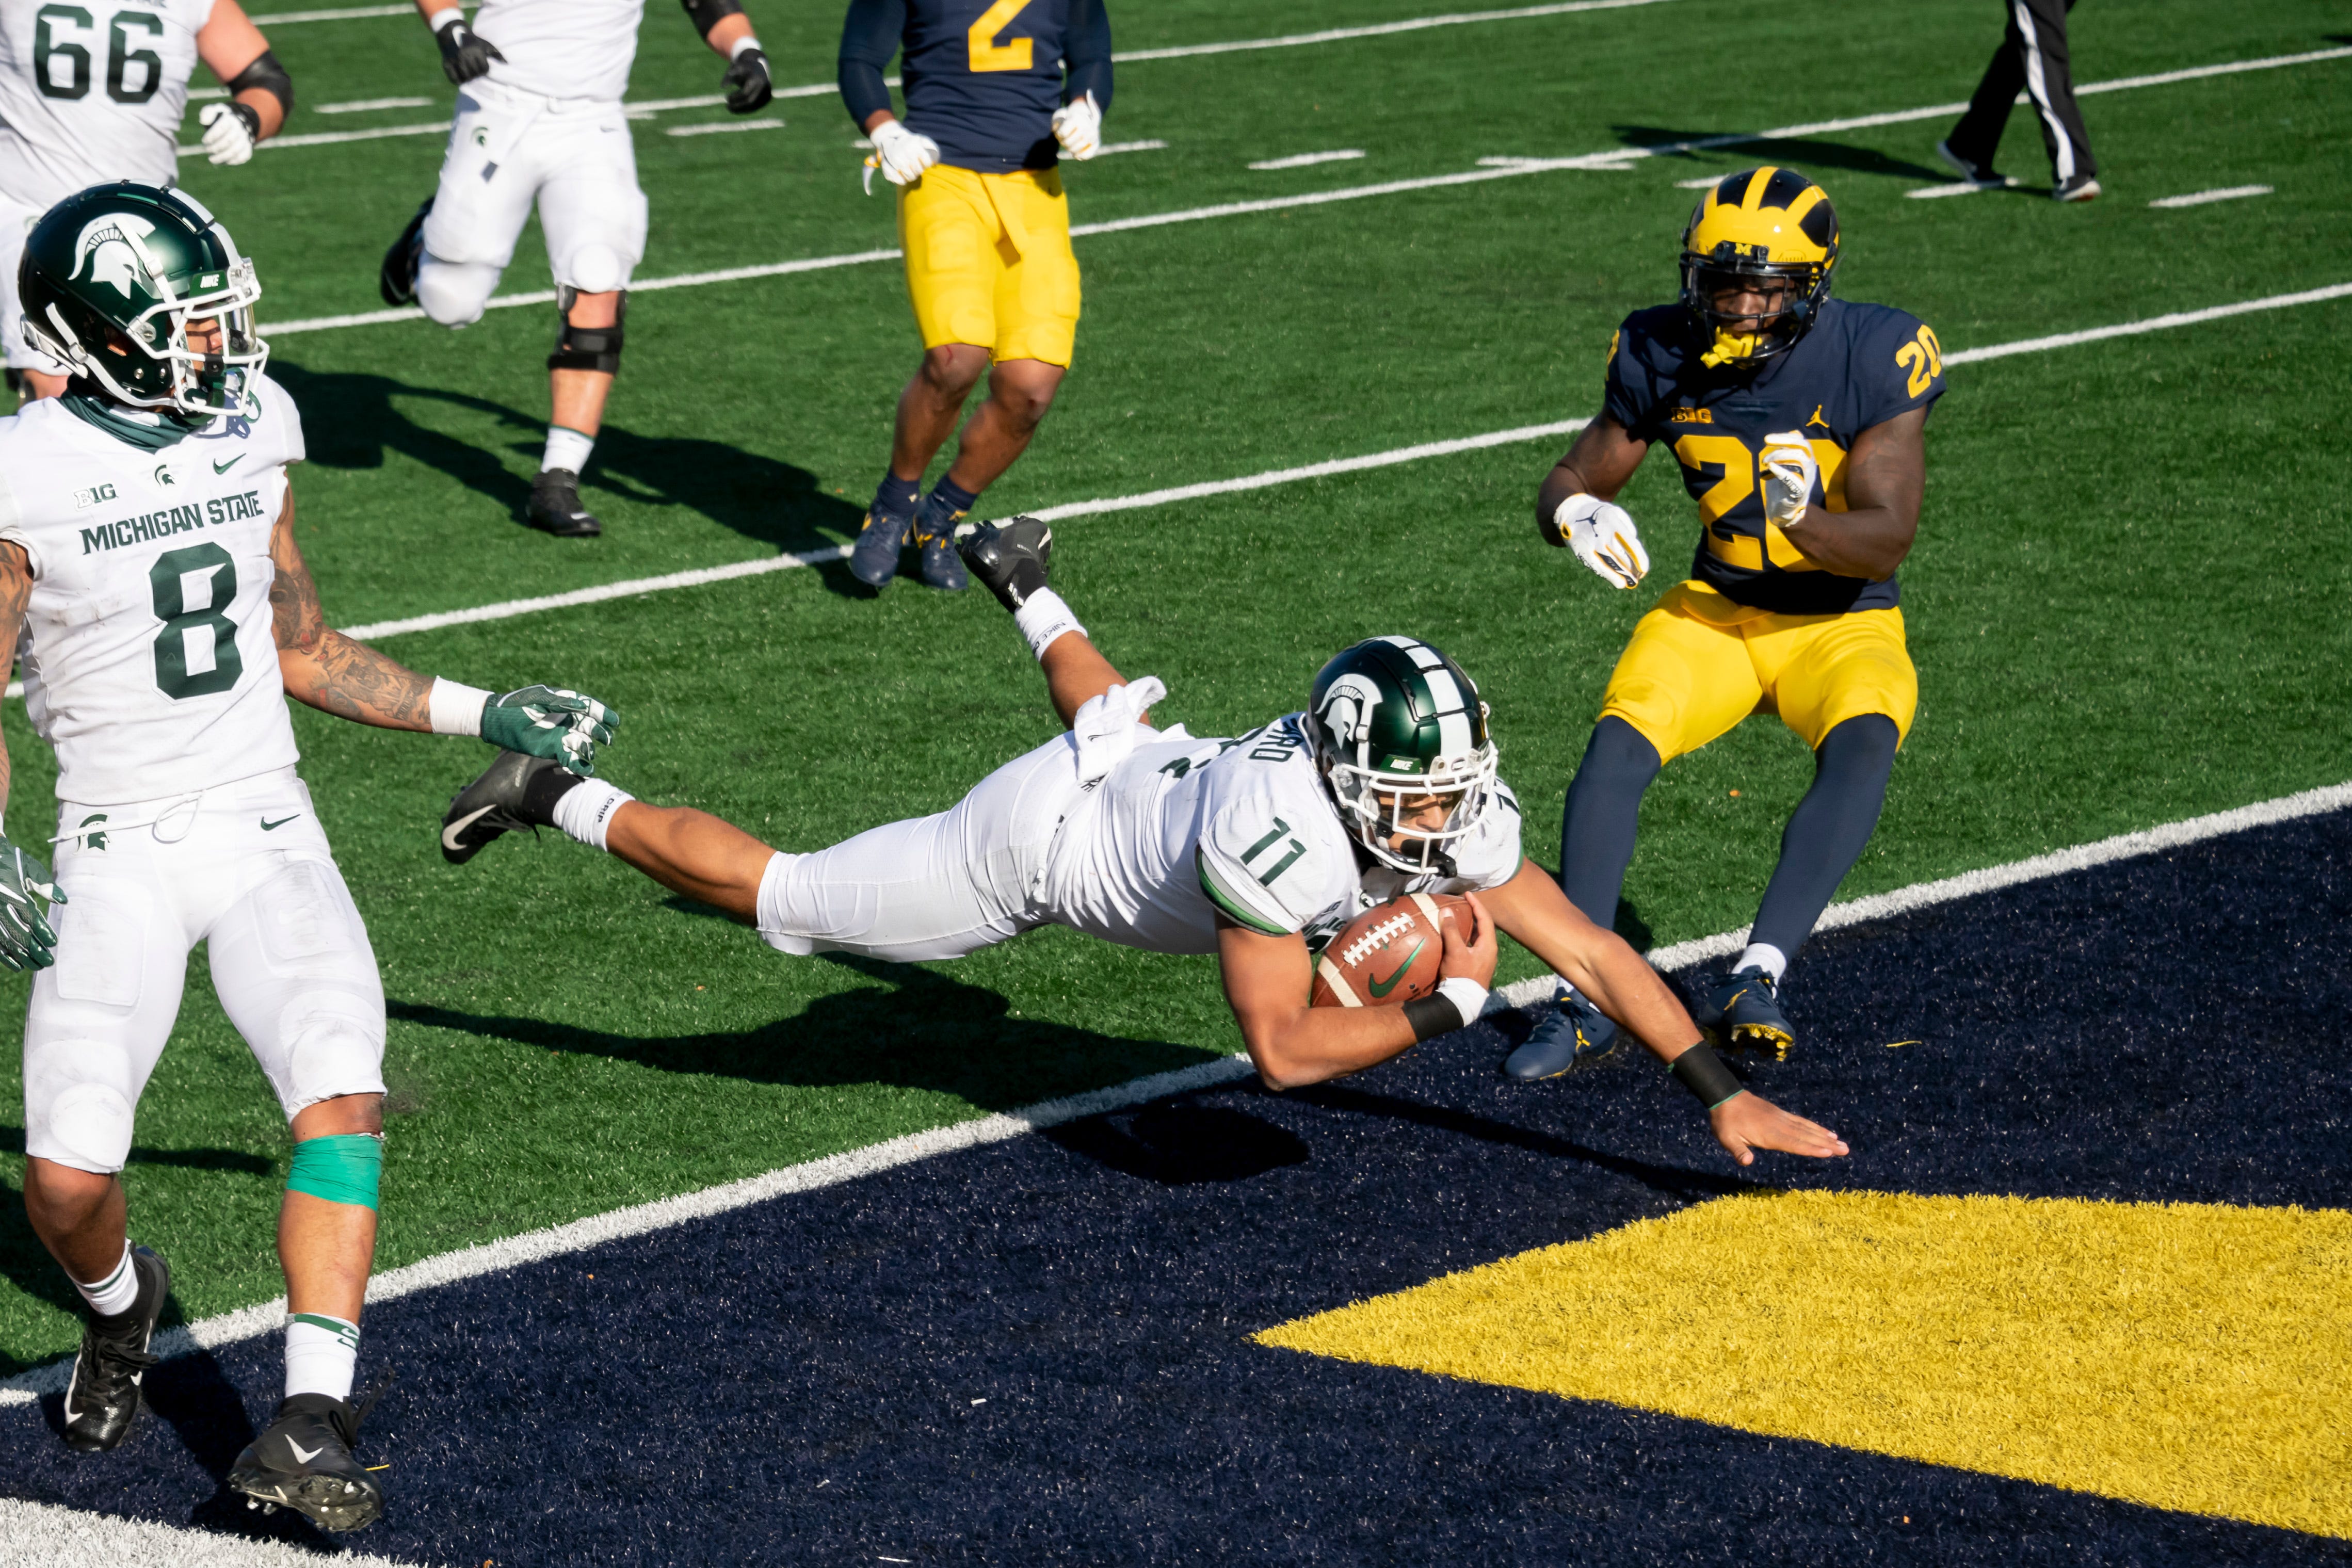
left=837, top=0, right=1113, bottom=591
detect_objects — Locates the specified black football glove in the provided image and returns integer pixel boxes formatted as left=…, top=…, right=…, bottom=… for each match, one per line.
left=435, top=17, right=504, bottom=86
left=723, top=46, right=772, bottom=114
left=0, top=834, right=65, bottom=972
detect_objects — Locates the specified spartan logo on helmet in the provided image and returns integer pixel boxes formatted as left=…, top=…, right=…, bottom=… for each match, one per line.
left=1308, top=636, right=1501, bottom=876
left=73, top=214, right=164, bottom=305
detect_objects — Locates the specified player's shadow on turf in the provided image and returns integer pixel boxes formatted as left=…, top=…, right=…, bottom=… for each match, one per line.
left=1043, top=1098, right=1309, bottom=1186
left=385, top=954, right=1213, bottom=1112
left=1612, top=127, right=1947, bottom=184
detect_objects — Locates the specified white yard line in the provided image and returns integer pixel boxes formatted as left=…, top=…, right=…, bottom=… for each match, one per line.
left=1097, top=139, right=1168, bottom=156
left=665, top=119, right=786, bottom=138
left=5, top=778, right=2342, bottom=1411
left=1249, top=149, right=1367, bottom=170
left=314, top=95, right=434, bottom=114
left=1935, top=280, right=2352, bottom=366
left=246, top=2, right=424, bottom=20
left=1906, top=179, right=2000, bottom=199
left=1114, top=0, right=1678, bottom=61
left=2149, top=183, right=2273, bottom=208
left=0, top=1497, right=418, bottom=1567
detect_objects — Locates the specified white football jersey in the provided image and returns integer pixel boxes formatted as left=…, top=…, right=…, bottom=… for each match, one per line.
left=0, top=0, right=211, bottom=210
left=474, top=0, right=646, bottom=105
left=0, top=375, right=303, bottom=806
left=1044, top=713, right=1524, bottom=957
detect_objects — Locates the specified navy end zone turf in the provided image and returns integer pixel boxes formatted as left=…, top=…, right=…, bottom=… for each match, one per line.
left=2, top=810, right=2348, bottom=1563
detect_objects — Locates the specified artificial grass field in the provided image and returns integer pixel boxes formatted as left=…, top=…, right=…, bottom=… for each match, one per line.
left=0, top=0, right=2343, bottom=1374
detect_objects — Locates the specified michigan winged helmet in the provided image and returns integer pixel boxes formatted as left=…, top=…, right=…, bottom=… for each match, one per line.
left=1679, top=165, right=1840, bottom=369
left=19, top=181, right=268, bottom=416
left=1307, top=636, right=1501, bottom=875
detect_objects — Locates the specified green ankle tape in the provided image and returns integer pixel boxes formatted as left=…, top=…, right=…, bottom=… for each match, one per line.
left=287, top=1133, right=383, bottom=1210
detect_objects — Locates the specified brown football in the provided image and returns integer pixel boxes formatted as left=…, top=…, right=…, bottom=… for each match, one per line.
left=1310, top=893, right=1469, bottom=1009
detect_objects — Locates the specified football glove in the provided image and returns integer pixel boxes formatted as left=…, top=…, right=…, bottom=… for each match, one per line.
left=1051, top=90, right=1103, bottom=160
left=1760, top=430, right=1818, bottom=526
left=1547, top=494, right=1649, bottom=590
left=863, top=119, right=940, bottom=193
left=0, top=833, right=64, bottom=972
left=723, top=45, right=772, bottom=114
left=479, top=687, right=620, bottom=777
left=199, top=102, right=260, bottom=166
left=433, top=14, right=503, bottom=85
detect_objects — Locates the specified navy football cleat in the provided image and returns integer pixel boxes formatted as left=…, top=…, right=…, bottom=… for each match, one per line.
left=915, top=519, right=969, bottom=591
left=1696, top=965, right=1796, bottom=1061
left=1502, top=988, right=1620, bottom=1080
left=849, top=508, right=913, bottom=588
left=61, top=1245, right=170, bottom=1452
left=955, top=516, right=1053, bottom=611
left=228, top=1383, right=390, bottom=1533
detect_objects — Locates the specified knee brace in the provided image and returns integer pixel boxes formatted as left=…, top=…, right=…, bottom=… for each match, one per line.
left=288, top=1132, right=383, bottom=1210
left=549, top=286, right=625, bottom=375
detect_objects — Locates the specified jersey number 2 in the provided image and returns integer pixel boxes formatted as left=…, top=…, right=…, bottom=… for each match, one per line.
left=151, top=543, right=243, bottom=699
left=966, top=0, right=1034, bottom=73
left=34, top=5, right=163, bottom=104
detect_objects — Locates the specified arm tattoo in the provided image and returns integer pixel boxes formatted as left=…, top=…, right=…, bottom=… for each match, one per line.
left=0, top=545, right=28, bottom=811
left=271, top=506, right=437, bottom=731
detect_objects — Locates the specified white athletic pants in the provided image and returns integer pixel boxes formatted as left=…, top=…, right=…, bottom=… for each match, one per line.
left=23, top=768, right=387, bottom=1175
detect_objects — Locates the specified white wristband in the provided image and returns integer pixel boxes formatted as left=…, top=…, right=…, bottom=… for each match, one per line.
left=428, top=677, right=491, bottom=737
left=730, top=34, right=762, bottom=58
left=1436, top=975, right=1490, bottom=1028
left=431, top=6, right=465, bottom=31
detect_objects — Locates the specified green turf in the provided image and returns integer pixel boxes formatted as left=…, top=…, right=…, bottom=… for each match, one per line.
left=0, top=0, right=2343, bottom=1369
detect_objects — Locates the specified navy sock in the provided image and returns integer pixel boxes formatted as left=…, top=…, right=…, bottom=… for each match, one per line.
left=917, top=475, right=980, bottom=540
left=1558, top=717, right=1662, bottom=929
left=870, top=472, right=920, bottom=524
left=1749, top=714, right=1899, bottom=960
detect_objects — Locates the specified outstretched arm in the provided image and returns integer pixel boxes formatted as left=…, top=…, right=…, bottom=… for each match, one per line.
left=270, top=495, right=433, bottom=729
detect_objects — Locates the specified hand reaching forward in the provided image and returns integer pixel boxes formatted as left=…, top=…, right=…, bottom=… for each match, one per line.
left=1709, top=1090, right=1849, bottom=1166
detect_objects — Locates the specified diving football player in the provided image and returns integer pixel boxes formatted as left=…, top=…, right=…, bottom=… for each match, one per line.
left=836, top=0, right=1113, bottom=590
left=0, top=0, right=293, bottom=400
left=1, top=184, right=617, bottom=1531
left=443, top=519, right=1848, bottom=1167
left=378, top=0, right=776, bottom=537
left=1508, top=167, right=1942, bottom=1080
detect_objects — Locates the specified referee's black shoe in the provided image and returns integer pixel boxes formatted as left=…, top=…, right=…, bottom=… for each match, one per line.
left=1934, top=139, right=2012, bottom=188
left=61, top=1245, right=170, bottom=1452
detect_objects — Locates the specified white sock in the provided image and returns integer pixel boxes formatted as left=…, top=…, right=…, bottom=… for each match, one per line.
left=553, top=778, right=633, bottom=850
left=1736, top=942, right=1788, bottom=983
left=73, top=1241, right=139, bottom=1318
left=542, top=424, right=595, bottom=476
left=1012, top=587, right=1086, bottom=662
left=284, top=1312, right=360, bottom=1402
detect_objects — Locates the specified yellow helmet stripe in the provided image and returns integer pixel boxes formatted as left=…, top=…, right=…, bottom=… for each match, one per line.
left=1739, top=166, right=1780, bottom=210
left=1784, top=183, right=1827, bottom=225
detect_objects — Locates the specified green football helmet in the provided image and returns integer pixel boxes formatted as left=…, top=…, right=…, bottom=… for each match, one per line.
left=1307, top=636, right=1501, bottom=875
left=19, top=181, right=267, bottom=416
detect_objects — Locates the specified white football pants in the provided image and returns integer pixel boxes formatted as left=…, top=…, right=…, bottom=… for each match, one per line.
left=755, top=732, right=1087, bottom=963
left=0, top=191, right=68, bottom=374
left=417, top=79, right=649, bottom=326
left=23, top=767, right=388, bottom=1176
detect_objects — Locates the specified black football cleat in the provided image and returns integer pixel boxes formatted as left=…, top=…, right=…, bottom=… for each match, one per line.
left=441, top=748, right=568, bottom=865
left=1695, top=965, right=1796, bottom=1062
left=954, top=516, right=1053, bottom=611
left=1502, top=988, right=1620, bottom=1081
left=528, top=469, right=602, bottom=538
left=61, top=1245, right=170, bottom=1452
left=378, top=198, right=431, bottom=307
left=227, top=1385, right=390, bottom=1533
left=848, top=508, right=912, bottom=588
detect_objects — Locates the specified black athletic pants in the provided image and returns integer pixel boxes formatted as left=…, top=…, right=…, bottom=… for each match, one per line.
left=1946, top=0, right=2097, bottom=184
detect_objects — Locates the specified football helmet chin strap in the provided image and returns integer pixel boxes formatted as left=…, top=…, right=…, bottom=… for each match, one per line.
left=548, top=287, right=624, bottom=376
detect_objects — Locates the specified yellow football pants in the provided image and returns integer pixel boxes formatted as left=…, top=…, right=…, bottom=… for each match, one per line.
left=896, top=165, right=1081, bottom=367
left=1598, top=580, right=1918, bottom=763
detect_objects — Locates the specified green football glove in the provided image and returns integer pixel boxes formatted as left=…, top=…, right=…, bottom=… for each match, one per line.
left=0, top=834, right=65, bottom=972
left=480, top=686, right=620, bottom=776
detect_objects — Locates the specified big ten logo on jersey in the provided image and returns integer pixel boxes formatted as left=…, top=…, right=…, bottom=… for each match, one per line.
left=31, top=6, right=172, bottom=105
left=967, top=0, right=1036, bottom=72
left=1674, top=431, right=1847, bottom=573
left=72, top=481, right=117, bottom=510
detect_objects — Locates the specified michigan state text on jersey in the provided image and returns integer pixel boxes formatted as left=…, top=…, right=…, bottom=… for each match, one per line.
left=836, top=0, right=1114, bottom=591
left=0, top=0, right=290, bottom=395
left=444, top=516, right=1850, bottom=1171
left=0, top=184, right=618, bottom=1531
left=1515, top=167, right=1943, bottom=1081
left=377, top=0, right=774, bottom=538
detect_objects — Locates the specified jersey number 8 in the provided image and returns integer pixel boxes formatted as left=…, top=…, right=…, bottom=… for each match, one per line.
left=33, top=5, right=164, bottom=105
left=151, top=543, right=243, bottom=699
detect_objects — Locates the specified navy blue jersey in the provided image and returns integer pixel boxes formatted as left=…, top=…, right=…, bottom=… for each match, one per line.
left=839, top=0, right=1114, bottom=175
left=1604, top=297, right=1945, bottom=616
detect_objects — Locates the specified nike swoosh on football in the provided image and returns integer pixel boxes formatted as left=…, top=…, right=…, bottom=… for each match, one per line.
left=287, top=1438, right=323, bottom=1464
left=1365, top=937, right=1427, bottom=999
left=212, top=456, right=237, bottom=474
left=442, top=804, right=496, bottom=850
left=259, top=815, right=299, bottom=831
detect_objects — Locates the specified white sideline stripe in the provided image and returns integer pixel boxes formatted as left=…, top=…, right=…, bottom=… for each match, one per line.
left=10, top=780, right=2347, bottom=1405
left=2149, top=183, right=2273, bottom=208
left=1249, top=149, right=1366, bottom=170
left=0, top=1054, right=1258, bottom=1405
left=251, top=44, right=2352, bottom=332
left=665, top=119, right=786, bottom=138
left=1935, top=281, right=2352, bottom=366
left=0, top=1497, right=416, bottom=1568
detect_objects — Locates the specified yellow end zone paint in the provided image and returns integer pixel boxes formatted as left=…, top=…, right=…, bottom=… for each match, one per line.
left=1256, top=1191, right=2352, bottom=1538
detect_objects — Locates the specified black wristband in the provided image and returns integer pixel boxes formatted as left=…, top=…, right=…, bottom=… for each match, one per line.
left=225, top=47, right=292, bottom=119
left=1668, top=1042, right=1745, bottom=1109
left=1401, top=991, right=1468, bottom=1043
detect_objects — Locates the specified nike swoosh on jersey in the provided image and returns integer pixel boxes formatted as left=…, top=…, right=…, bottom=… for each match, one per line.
left=442, top=805, right=496, bottom=851
left=1366, top=937, right=1427, bottom=999
left=260, top=815, right=299, bottom=831
left=287, top=1438, right=324, bottom=1464
left=212, top=456, right=237, bottom=474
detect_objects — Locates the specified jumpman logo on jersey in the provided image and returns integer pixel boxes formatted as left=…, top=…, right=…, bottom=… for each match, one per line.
left=1807, top=404, right=1830, bottom=429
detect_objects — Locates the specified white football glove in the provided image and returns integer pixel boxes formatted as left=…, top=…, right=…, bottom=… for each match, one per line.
left=1051, top=90, right=1103, bottom=160
left=863, top=119, right=940, bottom=193
left=1759, top=430, right=1819, bottom=526
left=1549, top=494, right=1649, bottom=590
left=199, top=102, right=259, bottom=167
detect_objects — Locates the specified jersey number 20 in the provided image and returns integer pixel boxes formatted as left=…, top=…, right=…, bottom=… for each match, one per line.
left=151, top=543, right=242, bottom=699
left=33, top=5, right=164, bottom=104
left=966, top=0, right=1033, bottom=72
